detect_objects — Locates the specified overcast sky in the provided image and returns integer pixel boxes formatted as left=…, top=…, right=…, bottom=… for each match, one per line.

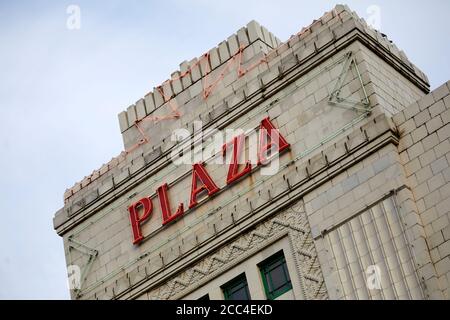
left=0, top=0, right=448, bottom=299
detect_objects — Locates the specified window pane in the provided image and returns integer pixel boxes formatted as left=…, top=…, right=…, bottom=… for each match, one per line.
left=269, top=264, right=288, bottom=291
left=229, top=286, right=249, bottom=300
left=198, top=294, right=210, bottom=300
left=222, top=274, right=251, bottom=300
left=259, top=251, right=292, bottom=299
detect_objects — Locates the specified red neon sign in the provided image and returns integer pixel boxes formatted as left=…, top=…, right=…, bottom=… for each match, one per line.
left=128, top=117, right=289, bottom=245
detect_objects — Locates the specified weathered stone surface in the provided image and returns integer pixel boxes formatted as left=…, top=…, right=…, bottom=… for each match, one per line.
left=54, top=5, right=449, bottom=301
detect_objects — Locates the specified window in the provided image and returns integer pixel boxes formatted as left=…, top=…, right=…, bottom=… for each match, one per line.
left=259, top=250, right=292, bottom=300
left=221, top=273, right=251, bottom=300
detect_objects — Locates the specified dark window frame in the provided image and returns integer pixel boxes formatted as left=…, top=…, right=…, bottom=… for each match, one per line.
left=221, top=273, right=251, bottom=300
left=258, top=250, right=292, bottom=300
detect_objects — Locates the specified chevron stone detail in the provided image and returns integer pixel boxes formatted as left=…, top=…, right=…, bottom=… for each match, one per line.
left=146, top=198, right=328, bottom=300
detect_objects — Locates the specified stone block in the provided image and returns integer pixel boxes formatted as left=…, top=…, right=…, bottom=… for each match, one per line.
left=438, top=241, right=450, bottom=259
left=236, top=27, right=250, bottom=47
left=135, top=98, right=146, bottom=120
left=85, top=189, right=99, bottom=205
left=418, top=94, right=435, bottom=111
left=126, top=104, right=137, bottom=125
left=333, top=18, right=358, bottom=40
left=407, top=142, right=424, bottom=160
left=144, top=92, right=156, bottom=114
left=113, top=168, right=130, bottom=185
left=411, top=125, right=427, bottom=143
left=443, top=226, right=450, bottom=241
left=98, top=177, right=114, bottom=196
left=430, top=157, right=448, bottom=175
left=144, top=147, right=162, bottom=165
left=118, top=111, right=129, bottom=133
left=171, top=71, right=184, bottom=95
left=199, top=55, right=211, bottom=77
left=316, top=29, right=334, bottom=50
left=130, top=157, right=145, bottom=175
left=227, top=35, right=240, bottom=56
left=372, top=154, right=392, bottom=174
left=162, top=80, right=173, bottom=100
left=189, top=58, right=201, bottom=82
left=153, top=87, right=165, bottom=107
left=261, top=25, right=273, bottom=47
left=247, top=20, right=263, bottom=43
left=218, top=41, right=230, bottom=63
left=422, top=133, right=439, bottom=152
left=432, top=82, right=450, bottom=102
left=398, top=134, right=413, bottom=153
left=437, top=124, right=450, bottom=142
left=208, top=47, right=221, bottom=70
left=444, top=95, right=450, bottom=109
left=341, top=174, right=359, bottom=193
left=419, top=149, right=437, bottom=167
left=404, top=102, right=420, bottom=120
left=399, top=118, right=416, bottom=135
left=414, top=110, right=431, bottom=127
left=429, top=100, right=446, bottom=118
left=179, top=60, right=193, bottom=88
left=189, top=80, right=203, bottom=98
left=435, top=257, right=450, bottom=277
left=428, top=173, right=445, bottom=192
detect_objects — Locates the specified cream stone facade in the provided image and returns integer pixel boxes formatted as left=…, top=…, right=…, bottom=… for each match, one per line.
left=53, top=5, right=450, bottom=300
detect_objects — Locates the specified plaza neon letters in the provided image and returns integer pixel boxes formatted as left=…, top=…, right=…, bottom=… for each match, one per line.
left=128, top=117, right=289, bottom=245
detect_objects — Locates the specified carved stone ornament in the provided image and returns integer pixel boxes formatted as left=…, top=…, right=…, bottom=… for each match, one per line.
left=145, top=198, right=328, bottom=300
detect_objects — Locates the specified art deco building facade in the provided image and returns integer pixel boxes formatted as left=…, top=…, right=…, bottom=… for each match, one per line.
left=54, top=5, right=450, bottom=299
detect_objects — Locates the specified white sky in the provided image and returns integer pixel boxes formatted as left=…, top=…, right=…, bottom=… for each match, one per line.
left=0, top=0, right=449, bottom=299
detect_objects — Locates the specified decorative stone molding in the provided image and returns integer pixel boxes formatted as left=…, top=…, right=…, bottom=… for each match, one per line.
left=144, top=199, right=327, bottom=300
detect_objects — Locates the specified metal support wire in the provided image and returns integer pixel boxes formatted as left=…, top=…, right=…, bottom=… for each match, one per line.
left=328, top=51, right=370, bottom=113
left=67, top=236, right=99, bottom=296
